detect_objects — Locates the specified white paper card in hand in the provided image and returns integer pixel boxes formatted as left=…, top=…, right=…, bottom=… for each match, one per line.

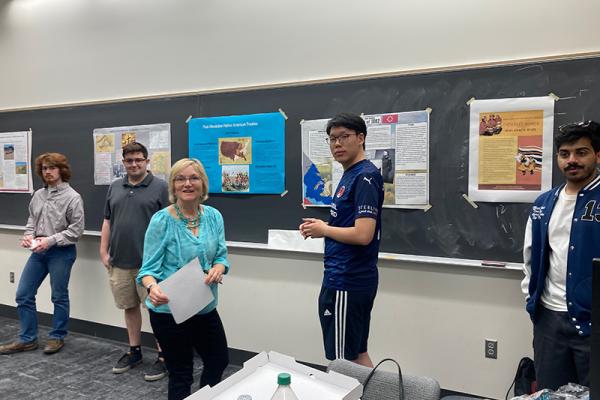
left=159, top=258, right=214, bottom=324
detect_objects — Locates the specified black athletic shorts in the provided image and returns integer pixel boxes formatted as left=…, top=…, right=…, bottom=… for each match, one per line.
left=318, top=285, right=377, bottom=361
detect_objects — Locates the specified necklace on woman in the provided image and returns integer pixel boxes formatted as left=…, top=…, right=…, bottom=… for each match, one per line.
left=174, top=204, right=201, bottom=229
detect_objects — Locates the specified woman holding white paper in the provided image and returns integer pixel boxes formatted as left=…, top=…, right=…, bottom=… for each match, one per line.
left=137, top=158, right=230, bottom=400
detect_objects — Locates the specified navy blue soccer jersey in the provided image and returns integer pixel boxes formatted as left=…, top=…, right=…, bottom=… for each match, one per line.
left=324, top=159, right=384, bottom=291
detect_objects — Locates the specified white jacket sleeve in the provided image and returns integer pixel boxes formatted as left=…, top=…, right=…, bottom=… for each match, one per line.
left=521, top=216, right=533, bottom=299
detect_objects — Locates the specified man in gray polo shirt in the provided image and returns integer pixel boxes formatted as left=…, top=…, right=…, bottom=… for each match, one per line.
left=99, top=142, right=169, bottom=381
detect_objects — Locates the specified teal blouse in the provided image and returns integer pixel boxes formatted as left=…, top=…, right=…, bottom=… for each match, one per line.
left=136, top=205, right=230, bottom=314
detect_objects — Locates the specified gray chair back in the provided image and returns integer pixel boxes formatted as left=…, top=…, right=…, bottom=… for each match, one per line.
left=327, top=359, right=440, bottom=400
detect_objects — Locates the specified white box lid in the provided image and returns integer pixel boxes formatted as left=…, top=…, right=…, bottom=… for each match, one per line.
left=187, top=351, right=362, bottom=400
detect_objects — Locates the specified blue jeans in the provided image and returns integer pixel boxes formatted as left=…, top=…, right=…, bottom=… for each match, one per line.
left=16, top=245, right=77, bottom=343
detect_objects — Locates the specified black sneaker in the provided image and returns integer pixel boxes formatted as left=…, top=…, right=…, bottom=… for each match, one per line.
left=144, top=357, right=168, bottom=381
left=112, top=351, right=142, bottom=374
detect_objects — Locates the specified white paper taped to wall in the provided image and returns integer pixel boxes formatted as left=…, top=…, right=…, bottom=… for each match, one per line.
left=268, top=229, right=324, bottom=253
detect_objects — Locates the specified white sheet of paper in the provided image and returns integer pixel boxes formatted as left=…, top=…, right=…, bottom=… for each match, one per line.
left=268, top=229, right=324, bottom=253
left=158, top=258, right=214, bottom=324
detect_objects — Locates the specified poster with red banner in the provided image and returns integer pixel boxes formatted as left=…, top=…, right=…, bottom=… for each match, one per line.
left=301, top=110, right=430, bottom=209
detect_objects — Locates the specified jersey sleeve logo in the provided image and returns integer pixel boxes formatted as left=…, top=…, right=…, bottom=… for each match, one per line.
left=363, top=176, right=373, bottom=185
left=531, top=205, right=545, bottom=220
left=336, top=185, right=346, bottom=198
left=358, top=205, right=378, bottom=216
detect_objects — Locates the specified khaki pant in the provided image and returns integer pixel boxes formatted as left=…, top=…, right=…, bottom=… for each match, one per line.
left=108, top=265, right=147, bottom=310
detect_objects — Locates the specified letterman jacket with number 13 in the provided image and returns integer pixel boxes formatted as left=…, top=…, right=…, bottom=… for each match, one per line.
left=522, top=173, right=600, bottom=337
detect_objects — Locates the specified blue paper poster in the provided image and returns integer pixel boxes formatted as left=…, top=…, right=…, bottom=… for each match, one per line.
left=188, top=112, right=285, bottom=194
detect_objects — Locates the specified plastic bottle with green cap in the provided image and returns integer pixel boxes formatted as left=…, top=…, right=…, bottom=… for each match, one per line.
left=270, top=372, right=300, bottom=400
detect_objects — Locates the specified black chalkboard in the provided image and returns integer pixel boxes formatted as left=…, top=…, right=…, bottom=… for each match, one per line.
left=1, top=56, right=599, bottom=263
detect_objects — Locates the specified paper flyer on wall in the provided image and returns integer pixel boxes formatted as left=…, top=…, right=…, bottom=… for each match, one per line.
left=468, top=96, right=554, bottom=203
left=0, top=130, right=33, bottom=193
left=93, top=123, right=171, bottom=185
left=301, top=110, right=430, bottom=209
left=188, top=112, right=285, bottom=194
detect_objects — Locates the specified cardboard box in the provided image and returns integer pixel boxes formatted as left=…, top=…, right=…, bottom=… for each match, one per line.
left=187, top=351, right=363, bottom=400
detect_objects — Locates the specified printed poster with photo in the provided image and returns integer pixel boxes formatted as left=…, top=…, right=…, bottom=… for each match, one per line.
left=0, top=130, right=33, bottom=193
left=468, top=96, right=555, bottom=202
left=93, top=123, right=171, bottom=185
left=188, top=112, right=285, bottom=194
left=301, top=110, right=430, bottom=209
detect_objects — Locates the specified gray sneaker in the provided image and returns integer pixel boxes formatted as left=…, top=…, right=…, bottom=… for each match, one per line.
left=144, top=357, right=168, bottom=381
left=112, top=351, right=142, bottom=374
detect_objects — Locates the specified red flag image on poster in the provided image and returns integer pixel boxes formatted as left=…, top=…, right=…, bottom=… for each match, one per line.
left=381, top=114, right=398, bottom=124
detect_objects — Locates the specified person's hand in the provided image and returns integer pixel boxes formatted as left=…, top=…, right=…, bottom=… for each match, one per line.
left=148, top=285, right=169, bottom=306
left=100, top=252, right=110, bottom=271
left=21, top=235, right=33, bottom=248
left=32, top=237, right=50, bottom=253
left=205, top=264, right=226, bottom=285
left=299, top=221, right=309, bottom=239
left=299, top=218, right=328, bottom=239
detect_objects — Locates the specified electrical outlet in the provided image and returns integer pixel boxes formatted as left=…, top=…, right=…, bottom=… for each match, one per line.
left=9, top=272, right=14, bottom=283
left=485, top=339, right=497, bottom=359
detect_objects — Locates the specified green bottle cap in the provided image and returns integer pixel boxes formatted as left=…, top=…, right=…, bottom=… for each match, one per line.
left=277, top=372, right=291, bottom=385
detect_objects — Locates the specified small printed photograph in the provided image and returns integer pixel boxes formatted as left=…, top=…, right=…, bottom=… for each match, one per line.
left=374, top=149, right=395, bottom=184
left=95, top=134, right=115, bottom=153
left=121, top=132, right=137, bottom=148
left=219, top=137, right=252, bottom=165
left=149, top=151, right=170, bottom=176
left=383, top=183, right=395, bottom=205
left=303, top=162, right=333, bottom=205
left=515, top=151, right=540, bottom=176
left=478, top=113, right=503, bottom=136
left=15, top=162, right=27, bottom=174
left=221, top=165, right=250, bottom=192
left=3, top=144, right=15, bottom=160
left=112, top=162, right=126, bottom=179
left=515, top=136, right=543, bottom=189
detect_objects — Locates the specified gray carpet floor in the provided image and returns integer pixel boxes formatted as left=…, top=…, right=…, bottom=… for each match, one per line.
left=0, top=316, right=241, bottom=399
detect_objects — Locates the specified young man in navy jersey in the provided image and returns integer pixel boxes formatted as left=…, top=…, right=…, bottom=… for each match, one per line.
left=522, top=121, right=600, bottom=389
left=300, top=113, right=383, bottom=367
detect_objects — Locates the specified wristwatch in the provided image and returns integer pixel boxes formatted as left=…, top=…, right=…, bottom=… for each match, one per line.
left=146, top=282, right=156, bottom=294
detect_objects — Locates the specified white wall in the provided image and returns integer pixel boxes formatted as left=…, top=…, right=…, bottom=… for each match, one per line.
left=2, top=0, right=598, bottom=398
left=1, top=0, right=599, bottom=111
left=0, top=230, right=531, bottom=398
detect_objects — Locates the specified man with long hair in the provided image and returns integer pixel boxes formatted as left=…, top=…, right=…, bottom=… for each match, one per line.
left=0, top=153, right=84, bottom=355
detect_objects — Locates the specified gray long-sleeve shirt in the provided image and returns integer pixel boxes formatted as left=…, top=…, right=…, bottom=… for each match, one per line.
left=24, top=182, right=85, bottom=247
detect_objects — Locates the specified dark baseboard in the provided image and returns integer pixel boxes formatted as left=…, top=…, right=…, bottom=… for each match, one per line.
left=1, top=304, right=484, bottom=397
left=440, top=389, right=487, bottom=398
left=0, top=303, right=160, bottom=349
left=0, top=304, right=324, bottom=370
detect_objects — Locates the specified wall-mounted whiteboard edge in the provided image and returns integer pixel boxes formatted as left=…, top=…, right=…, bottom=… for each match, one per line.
left=0, top=224, right=523, bottom=271
left=1, top=51, right=599, bottom=114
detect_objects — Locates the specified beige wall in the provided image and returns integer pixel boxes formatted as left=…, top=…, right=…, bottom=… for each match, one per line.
left=1, top=0, right=599, bottom=110
left=0, top=230, right=531, bottom=398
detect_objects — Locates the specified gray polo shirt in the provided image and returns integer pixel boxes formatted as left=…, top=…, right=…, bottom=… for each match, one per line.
left=104, top=172, right=169, bottom=269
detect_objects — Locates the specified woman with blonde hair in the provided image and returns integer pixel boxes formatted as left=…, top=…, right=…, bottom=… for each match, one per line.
left=137, top=158, right=229, bottom=400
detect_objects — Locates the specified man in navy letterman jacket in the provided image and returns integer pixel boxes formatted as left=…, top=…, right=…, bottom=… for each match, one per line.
left=522, top=120, right=600, bottom=390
